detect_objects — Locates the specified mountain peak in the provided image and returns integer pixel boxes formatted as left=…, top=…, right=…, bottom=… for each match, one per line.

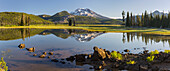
left=153, top=10, right=160, bottom=13
left=71, top=8, right=110, bottom=19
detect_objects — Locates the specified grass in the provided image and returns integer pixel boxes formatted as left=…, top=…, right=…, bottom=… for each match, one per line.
left=0, top=57, right=8, bottom=71
left=1, top=24, right=170, bottom=35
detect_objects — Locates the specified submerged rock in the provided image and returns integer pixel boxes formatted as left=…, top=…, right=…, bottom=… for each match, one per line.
left=66, top=56, right=75, bottom=62
left=75, top=55, right=86, bottom=62
left=60, top=61, right=66, bottom=64
left=26, top=47, right=35, bottom=52
left=48, top=56, right=50, bottom=58
left=51, top=59, right=59, bottom=62
left=43, top=52, right=47, bottom=55
left=33, top=54, right=37, bottom=56
left=39, top=54, right=45, bottom=58
left=124, top=49, right=130, bottom=52
left=49, top=52, right=53, bottom=55
left=143, top=50, right=149, bottom=54
left=87, top=54, right=92, bottom=59
left=18, top=44, right=25, bottom=49
left=94, top=65, right=102, bottom=70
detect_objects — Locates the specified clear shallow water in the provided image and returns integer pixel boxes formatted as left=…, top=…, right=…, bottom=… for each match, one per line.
left=0, top=28, right=170, bottom=71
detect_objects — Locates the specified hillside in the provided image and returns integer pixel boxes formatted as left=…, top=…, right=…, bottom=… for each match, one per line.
left=43, top=11, right=123, bottom=24
left=0, top=12, right=53, bottom=26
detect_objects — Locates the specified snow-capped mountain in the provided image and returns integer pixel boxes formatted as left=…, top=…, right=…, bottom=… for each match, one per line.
left=152, top=10, right=168, bottom=16
left=72, top=33, right=103, bottom=42
left=70, top=8, right=110, bottom=19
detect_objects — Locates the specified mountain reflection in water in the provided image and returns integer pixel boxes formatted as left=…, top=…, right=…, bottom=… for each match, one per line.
left=0, top=28, right=170, bottom=46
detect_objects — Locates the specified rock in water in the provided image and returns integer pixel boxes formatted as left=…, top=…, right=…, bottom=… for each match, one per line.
left=124, top=49, right=130, bottom=52
left=92, top=46, right=106, bottom=61
left=18, top=44, right=25, bottom=49
left=143, top=50, right=149, bottom=54
left=39, top=54, right=45, bottom=58
left=75, top=55, right=85, bottom=62
left=49, top=52, right=53, bottom=55
left=26, top=47, right=35, bottom=52
left=33, top=54, right=37, bottom=56
left=43, top=52, right=47, bottom=55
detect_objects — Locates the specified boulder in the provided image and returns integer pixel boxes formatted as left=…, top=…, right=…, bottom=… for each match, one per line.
left=66, top=56, right=75, bottom=62
left=87, top=54, right=92, bottom=59
left=49, top=52, right=53, bottom=55
left=143, top=50, right=149, bottom=54
left=105, top=51, right=111, bottom=59
left=51, top=59, right=59, bottom=62
left=39, top=54, right=45, bottom=58
left=124, top=49, right=130, bottom=52
left=18, top=44, right=25, bottom=49
left=33, top=54, right=37, bottom=56
left=92, top=46, right=106, bottom=61
left=94, top=65, right=102, bottom=70
left=75, top=55, right=85, bottom=62
left=48, top=56, right=50, bottom=58
left=26, top=47, right=35, bottom=52
left=43, top=52, right=47, bottom=55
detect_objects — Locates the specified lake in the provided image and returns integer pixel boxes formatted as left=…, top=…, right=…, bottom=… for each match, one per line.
left=0, top=28, right=169, bottom=71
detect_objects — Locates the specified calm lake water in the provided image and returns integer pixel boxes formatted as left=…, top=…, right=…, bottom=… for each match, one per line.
left=0, top=28, right=170, bottom=71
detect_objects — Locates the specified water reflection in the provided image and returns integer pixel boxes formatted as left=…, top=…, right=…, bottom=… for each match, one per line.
left=0, top=28, right=44, bottom=41
left=123, top=32, right=170, bottom=46
left=1, top=28, right=170, bottom=46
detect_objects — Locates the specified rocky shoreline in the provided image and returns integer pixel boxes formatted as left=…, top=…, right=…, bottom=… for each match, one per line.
left=18, top=44, right=170, bottom=71
left=64, top=47, right=170, bottom=71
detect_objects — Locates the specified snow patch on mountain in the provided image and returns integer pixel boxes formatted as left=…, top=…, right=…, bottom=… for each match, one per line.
left=70, top=8, right=110, bottom=19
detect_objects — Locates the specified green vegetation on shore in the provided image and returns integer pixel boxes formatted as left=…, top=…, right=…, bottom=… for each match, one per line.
left=125, top=10, right=170, bottom=28
left=1, top=24, right=170, bottom=35
left=0, top=57, right=8, bottom=71
left=0, top=12, right=53, bottom=26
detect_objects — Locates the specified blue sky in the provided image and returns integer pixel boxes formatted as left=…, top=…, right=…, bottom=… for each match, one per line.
left=0, top=0, right=170, bottom=18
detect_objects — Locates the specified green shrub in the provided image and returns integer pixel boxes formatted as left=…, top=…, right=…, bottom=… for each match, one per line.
left=111, top=51, right=123, bottom=60
left=0, top=57, right=8, bottom=71
left=146, top=55, right=155, bottom=62
left=164, top=50, right=170, bottom=53
left=126, top=60, right=136, bottom=64
left=149, top=50, right=159, bottom=55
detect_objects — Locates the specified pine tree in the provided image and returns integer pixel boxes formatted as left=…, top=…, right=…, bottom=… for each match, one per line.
left=126, top=12, right=130, bottom=27
left=141, top=13, right=144, bottom=27
left=168, top=12, right=170, bottom=27
left=137, top=15, right=141, bottom=27
left=21, top=14, right=25, bottom=26
left=149, top=12, right=153, bottom=27
left=161, top=11, right=165, bottom=28
left=130, top=12, right=133, bottom=26
left=122, top=11, right=125, bottom=22
left=68, top=19, right=72, bottom=26
left=73, top=18, right=76, bottom=26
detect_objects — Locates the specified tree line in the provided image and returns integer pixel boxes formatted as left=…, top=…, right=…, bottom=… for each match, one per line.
left=122, top=11, right=170, bottom=28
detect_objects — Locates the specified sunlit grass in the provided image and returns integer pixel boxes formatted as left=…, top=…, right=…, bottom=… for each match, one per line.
left=126, top=60, right=136, bottom=64
left=1, top=24, right=170, bottom=35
